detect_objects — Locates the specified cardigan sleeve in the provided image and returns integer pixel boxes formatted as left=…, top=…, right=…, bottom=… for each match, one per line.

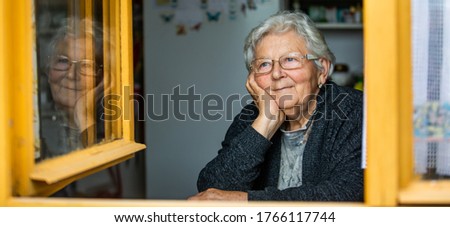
left=197, top=105, right=272, bottom=192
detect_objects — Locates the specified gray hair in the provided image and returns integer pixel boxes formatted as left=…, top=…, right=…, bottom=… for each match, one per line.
left=243, top=11, right=335, bottom=75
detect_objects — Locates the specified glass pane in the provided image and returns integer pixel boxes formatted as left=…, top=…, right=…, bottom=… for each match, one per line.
left=34, top=0, right=117, bottom=161
left=412, top=0, right=450, bottom=179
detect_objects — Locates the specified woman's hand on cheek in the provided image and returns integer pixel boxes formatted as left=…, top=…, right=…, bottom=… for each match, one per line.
left=246, top=72, right=285, bottom=139
left=74, top=81, right=104, bottom=132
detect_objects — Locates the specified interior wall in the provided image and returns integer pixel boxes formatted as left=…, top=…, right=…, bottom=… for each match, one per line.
left=142, top=1, right=363, bottom=199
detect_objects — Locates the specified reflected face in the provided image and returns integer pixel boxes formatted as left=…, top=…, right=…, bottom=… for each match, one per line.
left=48, top=37, right=97, bottom=110
left=253, top=30, right=327, bottom=113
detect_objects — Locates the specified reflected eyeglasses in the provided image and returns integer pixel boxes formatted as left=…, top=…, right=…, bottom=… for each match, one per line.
left=50, top=55, right=101, bottom=77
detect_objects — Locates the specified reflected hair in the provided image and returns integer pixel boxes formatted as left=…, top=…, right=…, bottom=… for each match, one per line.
left=46, top=17, right=106, bottom=69
left=243, top=11, right=336, bottom=75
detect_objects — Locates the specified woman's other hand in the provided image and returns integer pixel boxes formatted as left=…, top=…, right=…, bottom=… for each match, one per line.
left=187, top=188, right=248, bottom=201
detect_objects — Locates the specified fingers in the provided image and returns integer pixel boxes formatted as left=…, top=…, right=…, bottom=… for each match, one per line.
left=187, top=189, right=213, bottom=201
left=246, top=73, right=265, bottom=99
left=187, top=188, right=221, bottom=201
left=187, top=188, right=247, bottom=201
left=187, top=193, right=201, bottom=201
left=246, top=73, right=272, bottom=107
left=73, top=82, right=99, bottom=131
left=94, top=80, right=104, bottom=95
left=245, top=73, right=257, bottom=101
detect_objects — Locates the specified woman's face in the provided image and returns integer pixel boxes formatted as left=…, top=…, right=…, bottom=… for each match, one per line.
left=253, top=30, right=329, bottom=115
left=48, top=37, right=97, bottom=110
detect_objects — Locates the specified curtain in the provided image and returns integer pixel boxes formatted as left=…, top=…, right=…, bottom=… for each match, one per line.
left=413, top=0, right=450, bottom=177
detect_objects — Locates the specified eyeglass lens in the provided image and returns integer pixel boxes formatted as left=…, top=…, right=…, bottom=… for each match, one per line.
left=252, top=53, right=305, bottom=74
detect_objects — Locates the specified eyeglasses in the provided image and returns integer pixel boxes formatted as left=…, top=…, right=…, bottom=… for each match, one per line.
left=250, top=52, right=318, bottom=75
left=50, top=55, right=101, bottom=77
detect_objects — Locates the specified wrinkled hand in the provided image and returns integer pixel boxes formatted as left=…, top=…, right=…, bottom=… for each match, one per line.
left=246, top=72, right=285, bottom=139
left=187, top=188, right=248, bottom=201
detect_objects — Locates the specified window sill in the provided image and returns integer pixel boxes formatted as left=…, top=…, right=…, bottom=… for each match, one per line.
left=31, top=140, right=145, bottom=184
left=398, top=180, right=450, bottom=205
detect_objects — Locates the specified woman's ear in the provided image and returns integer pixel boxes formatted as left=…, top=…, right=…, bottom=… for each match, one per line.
left=318, top=58, right=331, bottom=85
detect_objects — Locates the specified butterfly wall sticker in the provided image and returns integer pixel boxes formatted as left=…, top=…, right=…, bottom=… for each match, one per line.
left=191, top=22, right=202, bottom=31
left=176, top=24, right=187, bottom=35
left=206, top=11, right=221, bottom=22
left=160, top=13, right=174, bottom=23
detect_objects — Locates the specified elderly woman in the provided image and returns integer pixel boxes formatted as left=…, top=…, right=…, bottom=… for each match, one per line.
left=40, top=18, right=106, bottom=159
left=188, top=11, right=363, bottom=201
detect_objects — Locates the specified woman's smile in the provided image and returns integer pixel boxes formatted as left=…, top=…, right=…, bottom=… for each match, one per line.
left=271, top=85, right=293, bottom=92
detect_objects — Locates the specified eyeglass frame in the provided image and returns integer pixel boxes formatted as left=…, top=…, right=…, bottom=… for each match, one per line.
left=250, top=52, right=319, bottom=75
left=48, top=55, right=103, bottom=77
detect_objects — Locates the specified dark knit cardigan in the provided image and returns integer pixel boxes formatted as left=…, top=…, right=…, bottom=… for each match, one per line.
left=197, top=81, right=364, bottom=201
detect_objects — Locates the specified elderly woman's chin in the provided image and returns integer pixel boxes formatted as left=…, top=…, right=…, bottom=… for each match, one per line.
left=55, top=98, right=75, bottom=110
left=52, top=91, right=81, bottom=110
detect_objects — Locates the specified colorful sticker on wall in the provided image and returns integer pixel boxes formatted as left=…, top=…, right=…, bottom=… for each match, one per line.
left=191, top=22, right=202, bottom=31
left=155, top=0, right=171, bottom=6
left=206, top=11, right=221, bottom=22
left=176, top=24, right=187, bottom=35
left=229, top=0, right=238, bottom=20
left=241, top=3, right=247, bottom=16
left=207, top=0, right=226, bottom=22
left=153, top=0, right=270, bottom=35
left=173, top=1, right=203, bottom=35
left=160, top=11, right=175, bottom=23
left=247, top=0, right=257, bottom=10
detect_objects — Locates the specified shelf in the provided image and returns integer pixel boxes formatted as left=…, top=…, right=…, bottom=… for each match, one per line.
left=315, top=23, right=363, bottom=30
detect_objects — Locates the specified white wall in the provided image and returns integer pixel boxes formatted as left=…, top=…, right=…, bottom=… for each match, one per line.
left=143, top=1, right=363, bottom=199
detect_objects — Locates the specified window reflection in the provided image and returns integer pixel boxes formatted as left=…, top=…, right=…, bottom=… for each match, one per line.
left=35, top=0, right=111, bottom=161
